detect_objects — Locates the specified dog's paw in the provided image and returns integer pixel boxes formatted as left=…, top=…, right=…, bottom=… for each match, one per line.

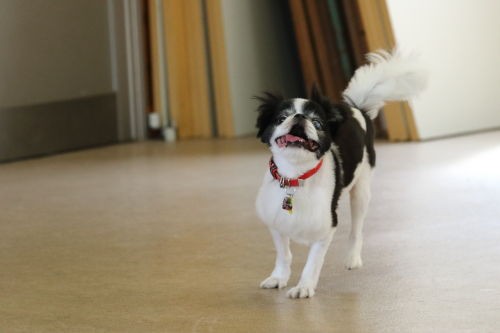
left=260, top=276, right=288, bottom=289
left=287, top=284, right=315, bottom=299
left=344, top=253, right=363, bottom=270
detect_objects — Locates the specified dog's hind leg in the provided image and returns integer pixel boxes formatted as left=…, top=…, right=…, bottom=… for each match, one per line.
left=345, top=163, right=372, bottom=270
left=260, top=228, right=292, bottom=289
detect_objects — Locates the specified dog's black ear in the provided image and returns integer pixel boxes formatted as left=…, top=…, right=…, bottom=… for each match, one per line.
left=309, top=83, right=343, bottom=122
left=327, top=104, right=349, bottom=138
left=254, top=91, right=284, bottom=143
left=310, top=83, right=323, bottom=104
left=310, top=84, right=333, bottom=115
left=309, top=84, right=345, bottom=136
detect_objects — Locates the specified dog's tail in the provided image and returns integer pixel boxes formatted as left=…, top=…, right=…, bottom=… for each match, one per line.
left=342, top=48, right=428, bottom=119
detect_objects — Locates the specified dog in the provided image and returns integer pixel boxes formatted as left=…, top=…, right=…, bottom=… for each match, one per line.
left=255, top=49, right=427, bottom=299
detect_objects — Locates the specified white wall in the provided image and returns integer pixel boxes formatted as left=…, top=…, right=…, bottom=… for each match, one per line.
left=221, top=0, right=302, bottom=136
left=0, top=0, right=113, bottom=108
left=386, top=0, right=500, bottom=139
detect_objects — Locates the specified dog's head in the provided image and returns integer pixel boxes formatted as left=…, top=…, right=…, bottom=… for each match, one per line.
left=255, top=85, right=344, bottom=163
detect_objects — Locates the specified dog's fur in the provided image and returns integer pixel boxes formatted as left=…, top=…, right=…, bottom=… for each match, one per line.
left=255, top=49, right=427, bottom=299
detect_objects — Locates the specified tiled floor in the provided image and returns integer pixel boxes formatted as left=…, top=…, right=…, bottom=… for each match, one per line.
left=1, top=132, right=500, bottom=332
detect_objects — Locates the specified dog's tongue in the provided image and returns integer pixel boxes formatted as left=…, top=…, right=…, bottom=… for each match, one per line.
left=276, top=134, right=308, bottom=148
left=285, top=134, right=303, bottom=142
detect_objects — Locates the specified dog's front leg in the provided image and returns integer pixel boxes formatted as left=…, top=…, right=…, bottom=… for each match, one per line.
left=287, top=229, right=335, bottom=299
left=260, top=228, right=292, bottom=289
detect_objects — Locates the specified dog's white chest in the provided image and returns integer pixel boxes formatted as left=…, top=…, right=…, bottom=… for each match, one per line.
left=255, top=154, right=335, bottom=244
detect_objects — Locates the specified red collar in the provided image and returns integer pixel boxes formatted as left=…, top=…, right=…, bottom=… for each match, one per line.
left=269, top=158, right=323, bottom=188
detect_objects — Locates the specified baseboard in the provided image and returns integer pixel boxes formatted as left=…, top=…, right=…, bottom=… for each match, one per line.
left=0, top=94, right=118, bottom=162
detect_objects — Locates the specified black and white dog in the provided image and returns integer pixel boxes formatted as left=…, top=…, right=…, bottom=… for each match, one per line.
left=255, top=49, right=426, bottom=299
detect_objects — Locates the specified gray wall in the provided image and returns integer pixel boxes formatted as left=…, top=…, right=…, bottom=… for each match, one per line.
left=221, top=0, right=303, bottom=137
left=0, top=0, right=113, bottom=108
left=387, top=0, right=500, bottom=139
left=0, top=0, right=123, bottom=162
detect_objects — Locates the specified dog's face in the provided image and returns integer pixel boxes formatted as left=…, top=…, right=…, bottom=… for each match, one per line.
left=255, top=86, right=343, bottom=162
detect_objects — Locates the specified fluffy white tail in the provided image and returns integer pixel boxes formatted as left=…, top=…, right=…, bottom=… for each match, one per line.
left=342, top=48, right=428, bottom=119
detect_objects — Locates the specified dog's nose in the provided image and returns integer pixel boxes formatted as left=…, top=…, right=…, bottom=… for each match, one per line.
left=294, top=114, right=306, bottom=120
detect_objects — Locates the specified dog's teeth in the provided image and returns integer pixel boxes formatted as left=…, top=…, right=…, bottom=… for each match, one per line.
left=279, top=137, right=286, bottom=147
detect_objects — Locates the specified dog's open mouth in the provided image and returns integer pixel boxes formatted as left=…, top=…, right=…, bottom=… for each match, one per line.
left=275, top=134, right=319, bottom=152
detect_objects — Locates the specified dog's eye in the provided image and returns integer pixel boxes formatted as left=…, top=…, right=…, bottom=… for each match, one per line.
left=312, top=120, right=322, bottom=130
left=277, top=116, right=287, bottom=124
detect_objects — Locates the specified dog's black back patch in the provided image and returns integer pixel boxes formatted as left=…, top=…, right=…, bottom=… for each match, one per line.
left=363, top=111, right=376, bottom=167
left=331, top=104, right=367, bottom=187
left=331, top=152, right=342, bottom=227
left=329, top=104, right=376, bottom=226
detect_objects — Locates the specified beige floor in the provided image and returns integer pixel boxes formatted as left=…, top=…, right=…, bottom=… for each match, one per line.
left=1, top=132, right=500, bottom=333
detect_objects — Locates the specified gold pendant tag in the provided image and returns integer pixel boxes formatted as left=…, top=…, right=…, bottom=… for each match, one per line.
left=282, top=194, right=293, bottom=213
left=282, top=188, right=296, bottom=214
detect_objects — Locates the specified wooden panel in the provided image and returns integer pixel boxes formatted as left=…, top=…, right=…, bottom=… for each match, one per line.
left=163, top=0, right=212, bottom=139
left=403, top=101, right=419, bottom=140
left=162, top=0, right=186, bottom=135
left=288, top=0, right=321, bottom=92
left=341, top=0, right=388, bottom=137
left=356, top=0, right=419, bottom=141
left=341, top=0, right=368, bottom=66
left=184, top=0, right=212, bottom=138
left=306, top=0, right=344, bottom=100
left=205, top=0, right=234, bottom=138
